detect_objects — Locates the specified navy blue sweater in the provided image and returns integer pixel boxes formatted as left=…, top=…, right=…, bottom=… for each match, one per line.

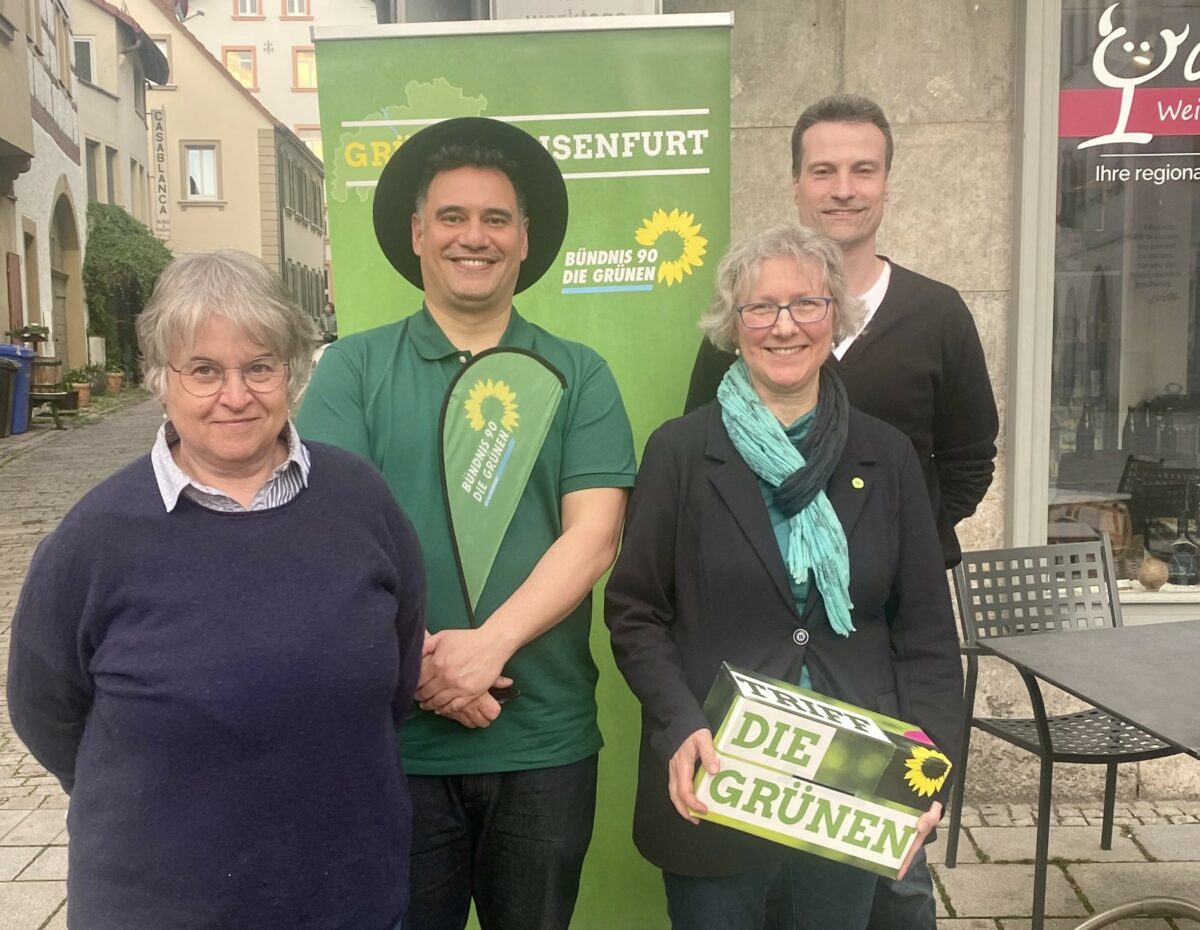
left=8, top=442, right=424, bottom=930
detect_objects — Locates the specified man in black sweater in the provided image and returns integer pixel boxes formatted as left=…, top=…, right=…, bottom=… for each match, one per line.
left=684, top=94, right=998, bottom=929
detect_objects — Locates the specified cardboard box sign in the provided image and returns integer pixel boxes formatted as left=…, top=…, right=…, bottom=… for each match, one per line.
left=693, top=663, right=953, bottom=878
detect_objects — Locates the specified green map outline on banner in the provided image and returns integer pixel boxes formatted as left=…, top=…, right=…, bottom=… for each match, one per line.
left=440, top=348, right=566, bottom=619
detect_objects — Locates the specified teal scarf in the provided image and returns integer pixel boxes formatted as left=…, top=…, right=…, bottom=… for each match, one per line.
left=718, top=360, right=855, bottom=636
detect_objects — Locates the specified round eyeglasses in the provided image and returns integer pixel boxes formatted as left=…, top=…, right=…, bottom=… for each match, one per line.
left=736, top=297, right=834, bottom=329
left=168, top=358, right=288, bottom=398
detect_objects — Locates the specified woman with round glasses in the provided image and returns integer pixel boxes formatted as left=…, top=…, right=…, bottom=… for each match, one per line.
left=605, top=224, right=963, bottom=929
left=8, top=250, right=425, bottom=930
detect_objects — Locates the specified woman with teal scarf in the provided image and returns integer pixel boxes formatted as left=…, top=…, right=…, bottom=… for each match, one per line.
left=606, top=224, right=964, bottom=930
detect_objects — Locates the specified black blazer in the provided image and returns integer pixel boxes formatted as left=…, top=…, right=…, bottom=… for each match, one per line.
left=605, top=401, right=965, bottom=877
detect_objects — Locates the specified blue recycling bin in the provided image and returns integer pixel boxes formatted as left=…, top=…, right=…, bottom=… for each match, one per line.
left=0, top=344, right=35, bottom=434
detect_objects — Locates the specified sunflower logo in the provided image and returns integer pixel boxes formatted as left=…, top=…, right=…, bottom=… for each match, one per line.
left=463, top=379, right=519, bottom=432
left=635, top=208, right=708, bottom=286
left=903, top=746, right=952, bottom=798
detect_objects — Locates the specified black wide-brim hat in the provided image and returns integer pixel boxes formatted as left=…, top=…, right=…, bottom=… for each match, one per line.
left=372, top=117, right=568, bottom=294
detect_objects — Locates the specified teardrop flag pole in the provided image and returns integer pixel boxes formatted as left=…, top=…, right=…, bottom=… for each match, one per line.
left=438, top=347, right=567, bottom=703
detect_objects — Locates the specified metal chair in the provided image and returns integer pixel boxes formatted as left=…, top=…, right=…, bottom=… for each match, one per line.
left=943, top=537, right=1181, bottom=930
left=1119, top=456, right=1200, bottom=556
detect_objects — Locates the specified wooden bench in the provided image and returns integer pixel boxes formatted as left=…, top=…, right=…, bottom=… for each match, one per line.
left=28, top=391, right=71, bottom=430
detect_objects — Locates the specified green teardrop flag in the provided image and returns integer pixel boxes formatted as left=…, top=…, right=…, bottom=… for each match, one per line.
left=440, top=348, right=566, bottom=621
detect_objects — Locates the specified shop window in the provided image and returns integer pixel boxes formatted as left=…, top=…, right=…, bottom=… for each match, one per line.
left=223, top=46, right=257, bottom=89
left=1050, top=1, right=1200, bottom=590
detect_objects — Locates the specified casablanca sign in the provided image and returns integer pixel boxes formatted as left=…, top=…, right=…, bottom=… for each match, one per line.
left=151, top=108, right=171, bottom=240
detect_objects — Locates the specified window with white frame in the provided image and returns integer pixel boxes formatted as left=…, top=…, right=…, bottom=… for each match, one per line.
left=72, top=37, right=93, bottom=83
left=284, top=0, right=310, bottom=16
left=152, top=36, right=171, bottom=83
left=184, top=144, right=219, bottom=200
left=235, top=0, right=261, bottom=16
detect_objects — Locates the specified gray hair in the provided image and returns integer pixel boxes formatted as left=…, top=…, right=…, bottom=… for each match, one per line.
left=698, top=223, right=865, bottom=353
left=791, top=94, right=894, bottom=176
left=137, top=249, right=318, bottom=403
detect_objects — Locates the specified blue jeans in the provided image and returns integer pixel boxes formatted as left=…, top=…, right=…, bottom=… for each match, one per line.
left=405, top=755, right=598, bottom=930
left=664, top=851, right=878, bottom=930
left=867, top=849, right=937, bottom=930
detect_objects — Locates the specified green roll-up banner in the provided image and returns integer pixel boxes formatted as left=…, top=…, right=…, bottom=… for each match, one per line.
left=314, top=14, right=731, bottom=926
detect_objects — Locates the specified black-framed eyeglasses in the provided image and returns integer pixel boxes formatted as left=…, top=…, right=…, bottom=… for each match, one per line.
left=736, top=297, right=834, bottom=329
left=168, top=358, right=288, bottom=398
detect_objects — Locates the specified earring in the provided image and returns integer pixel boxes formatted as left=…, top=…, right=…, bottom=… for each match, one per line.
left=734, top=347, right=741, bottom=357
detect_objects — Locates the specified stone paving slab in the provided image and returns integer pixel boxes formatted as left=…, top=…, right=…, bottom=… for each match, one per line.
left=1070, top=861, right=1200, bottom=913
left=0, top=811, right=66, bottom=847
left=16, top=846, right=67, bottom=882
left=0, top=848, right=37, bottom=882
left=928, top=835, right=983, bottom=865
left=969, top=826, right=1146, bottom=862
left=1131, top=822, right=1200, bottom=860
left=0, top=811, right=30, bottom=838
left=0, top=882, right=66, bottom=929
left=933, top=862, right=1086, bottom=919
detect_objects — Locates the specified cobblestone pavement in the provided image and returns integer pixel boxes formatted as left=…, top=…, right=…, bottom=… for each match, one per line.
left=0, top=399, right=1198, bottom=929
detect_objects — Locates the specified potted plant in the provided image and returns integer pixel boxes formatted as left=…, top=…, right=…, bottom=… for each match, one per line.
left=86, top=363, right=106, bottom=396
left=105, top=360, right=126, bottom=393
left=57, top=383, right=80, bottom=411
left=65, top=368, right=92, bottom=407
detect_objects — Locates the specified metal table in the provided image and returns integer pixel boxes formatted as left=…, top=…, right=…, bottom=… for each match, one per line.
left=977, top=619, right=1200, bottom=761
left=977, top=619, right=1200, bottom=927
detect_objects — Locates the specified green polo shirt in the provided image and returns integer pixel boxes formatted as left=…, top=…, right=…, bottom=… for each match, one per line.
left=296, top=307, right=636, bottom=774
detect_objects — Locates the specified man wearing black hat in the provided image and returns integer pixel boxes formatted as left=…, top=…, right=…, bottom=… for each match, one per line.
left=297, top=118, right=636, bottom=930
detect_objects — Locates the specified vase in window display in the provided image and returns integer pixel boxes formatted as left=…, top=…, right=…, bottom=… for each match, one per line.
left=1160, top=412, right=1178, bottom=454
left=1076, top=403, right=1095, bottom=452
left=1137, top=557, right=1169, bottom=591
left=1166, top=512, right=1198, bottom=585
left=1121, top=405, right=1137, bottom=450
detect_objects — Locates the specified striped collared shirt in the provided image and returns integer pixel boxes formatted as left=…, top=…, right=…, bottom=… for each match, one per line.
left=150, top=419, right=311, bottom=513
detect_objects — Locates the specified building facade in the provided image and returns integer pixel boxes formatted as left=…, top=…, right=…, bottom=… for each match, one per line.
left=12, top=0, right=89, bottom=369
left=126, top=0, right=326, bottom=324
left=73, top=0, right=168, bottom=224
left=179, top=0, right=377, bottom=161
left=0, top=0, right=36, bottom=339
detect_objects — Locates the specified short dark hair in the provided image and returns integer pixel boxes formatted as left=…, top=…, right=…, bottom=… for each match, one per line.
left=412, top=143, right=527, bottom=218
left=790, top=94, right=894, bottom=176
